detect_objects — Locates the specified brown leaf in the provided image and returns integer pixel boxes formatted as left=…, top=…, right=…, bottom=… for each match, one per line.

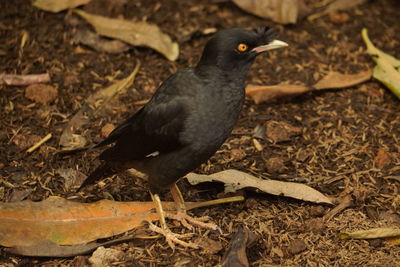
left=232, top=0, right=310, bottom=24
left=246, top=70, right=372, bottom=104
left=374, top=149, right=391, bottom=169
left=221, top=228, right=257, bottom=267
left=265, top=157, right=286, bottom=174
left=101, top=123, right=115, bottom=138
left=329, top=12, right=350, bottom=24
left=33, top=0, right=91, bottom=13
left=0, top=73, right=50, bottom=86
left=25, top=84, right=58, bottom=104
left=0, top=196, right=243, bottom=248
left=313, top=70, right=372, bottom=90
left=186, top=169, right=333, bottom=204
left=246, top=84, right=310, bottom=104
left=324, top=0, right=367, bottom=14
left=308, top=0, right=367, bottom=20
left=89, top=246, right=124, bottom=267
left=265, top=120, right=302, bottom=143
left=74, top=29, right=130, bottom=54
left=74, top=9, right=179, bottom=61
left=287, top=239, right=307, bottom=255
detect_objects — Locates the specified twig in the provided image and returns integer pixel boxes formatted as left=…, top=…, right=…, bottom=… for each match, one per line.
left=27, top=133, right=52, bottom=153
left=323, top=194, right=353, bottom=222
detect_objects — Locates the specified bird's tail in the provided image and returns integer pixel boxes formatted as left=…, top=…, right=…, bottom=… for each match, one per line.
left=78, top=162, right=116, bottom=191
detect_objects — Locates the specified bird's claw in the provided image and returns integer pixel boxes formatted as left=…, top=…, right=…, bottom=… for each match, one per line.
left=166, top=211, right=221, bottom=233
left=147, top=221, right=198, bottom=250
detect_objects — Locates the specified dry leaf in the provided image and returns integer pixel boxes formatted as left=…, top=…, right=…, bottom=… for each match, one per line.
left=308, top=0, right=367, bottom=20
left=340, top=228, right=400, bottom=240
left=246, top=70, right=372, bottom=104
left=361, top=28, right=400, bottom=99
left=374, top=149, right=391, bottom=169
left=74, top=9, right=179, bottom=61
left=25, top=84, right=58, bottom=104
left=33, top=0, right=91, bottom=13
left=89, top=246, right=124, bottom=267
left=59, top=63, right=140, bottom=149
left=232, top=0, right=310, bottom=24
left=0, top=195, right=243, bottom=249
left=265, top=120, right=302, bottom=143
left=0, top=73, right=50, bottom=86
left=186, top=169, right=332, bottom=204
left=74, top=29, right=130, bottom=54
left=101, top=123, right=115, bottom=138
left=313, top=70, right=372, bottom=90
left=246, top=84, right=310, bottom=104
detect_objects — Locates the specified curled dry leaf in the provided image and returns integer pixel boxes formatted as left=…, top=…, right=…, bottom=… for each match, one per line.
left=246, top=69, right=372, bottom=104
left=0, top=73, right=50, bottom=86
left=232, top=0, right=310, bottom=24
left=74, top=9, right=179, bottom=61
left=186, top=169, right=332, bottom=204
left=74, top=29, right=130, bottom=54
left=33, top=0, right=91, bottom=13
left=313, top=70, right=372, bottom=90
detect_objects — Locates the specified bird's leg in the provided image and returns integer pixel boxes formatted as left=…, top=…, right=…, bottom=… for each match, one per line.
left=167, top=183, right=220, bottom=232
left=147, top=192, right=198, bottom=249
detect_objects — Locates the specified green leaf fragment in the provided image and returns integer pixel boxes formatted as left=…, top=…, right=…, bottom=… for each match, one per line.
left=361, top=28, right=400, bottom=99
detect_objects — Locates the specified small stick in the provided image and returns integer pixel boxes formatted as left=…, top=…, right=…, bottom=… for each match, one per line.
left=27, top=133, right=52, bottom=153
left=323, top=194, right=353, bottom=222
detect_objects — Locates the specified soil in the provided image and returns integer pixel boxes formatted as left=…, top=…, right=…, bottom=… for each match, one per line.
left=1, top=0, right=400, bottom=266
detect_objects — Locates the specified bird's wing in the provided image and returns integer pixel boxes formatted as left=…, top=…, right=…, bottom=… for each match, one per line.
left=94, top=107, right=145, bottom=148
left=98, top=93, right=189, bottom=162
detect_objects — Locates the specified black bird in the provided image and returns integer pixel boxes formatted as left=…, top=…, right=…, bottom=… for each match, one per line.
left=70, top=27, right=287, bottom=248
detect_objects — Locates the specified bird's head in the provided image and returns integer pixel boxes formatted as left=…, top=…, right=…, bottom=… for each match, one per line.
left=197, top=27, right=288, bottom=75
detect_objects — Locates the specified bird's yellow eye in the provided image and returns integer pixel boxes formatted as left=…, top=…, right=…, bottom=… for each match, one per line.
left=237, top=43, right=248, bottom=52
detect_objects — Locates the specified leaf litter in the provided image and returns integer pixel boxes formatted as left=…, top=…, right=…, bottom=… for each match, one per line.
left=59, top=61, right=140, bottom=149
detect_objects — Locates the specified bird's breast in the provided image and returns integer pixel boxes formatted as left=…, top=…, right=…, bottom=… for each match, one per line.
left=182, top=82, right=245, bottom=155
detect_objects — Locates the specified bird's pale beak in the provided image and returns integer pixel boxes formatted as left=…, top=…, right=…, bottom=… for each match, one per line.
left=252, top=40, right=288, bottom=53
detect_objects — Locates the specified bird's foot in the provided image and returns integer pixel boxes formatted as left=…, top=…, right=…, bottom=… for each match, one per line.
left=147, top=221, right=198, bottom=250
left=166, top=211, right=221, bottom=233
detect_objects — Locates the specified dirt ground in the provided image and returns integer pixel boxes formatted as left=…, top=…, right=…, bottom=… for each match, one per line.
left=1, top=0, right=400, bottom=266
